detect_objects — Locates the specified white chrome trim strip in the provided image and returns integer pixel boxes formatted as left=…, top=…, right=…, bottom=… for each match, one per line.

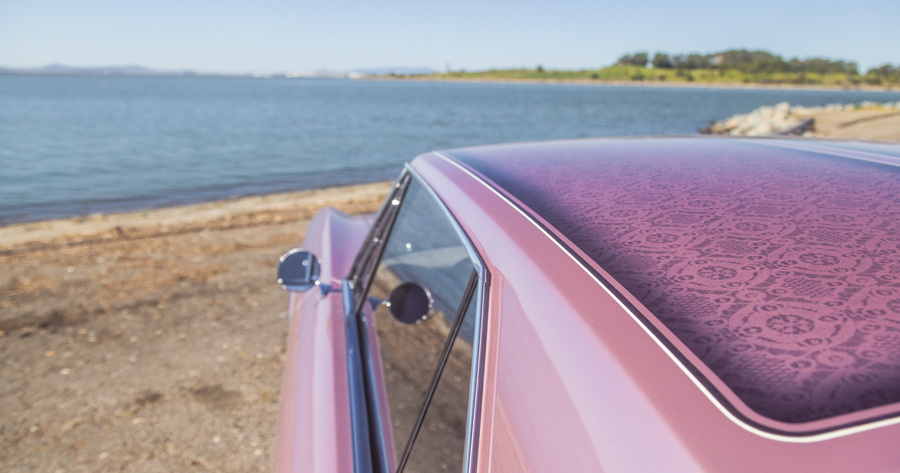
left=745, top=139, right=900, bottom=168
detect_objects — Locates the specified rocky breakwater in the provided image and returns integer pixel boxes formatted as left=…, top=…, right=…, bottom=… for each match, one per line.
left=702, top=100, right=900, bottom=137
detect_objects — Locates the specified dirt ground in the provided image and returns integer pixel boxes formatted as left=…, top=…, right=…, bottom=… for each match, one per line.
left=0, top=182, right=391, bottom=473
left=811, top=109, right=900, bottom=142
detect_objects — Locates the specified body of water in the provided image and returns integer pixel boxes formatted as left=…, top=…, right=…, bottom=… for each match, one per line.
left=1, top=75, right=898, bottom=224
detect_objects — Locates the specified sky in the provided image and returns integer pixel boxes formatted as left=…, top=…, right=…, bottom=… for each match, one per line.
left=1, top=0, right=898, bottom=74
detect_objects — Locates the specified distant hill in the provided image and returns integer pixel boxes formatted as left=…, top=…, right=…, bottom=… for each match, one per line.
left=351, top=67, right=438, bottom=77
left=0, top=64, right=198, bottom=76
left=0, top=64, right=440, bottom=79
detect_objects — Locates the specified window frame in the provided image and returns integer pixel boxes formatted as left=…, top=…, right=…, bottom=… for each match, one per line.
left=343, top=165, right=488, bottom=473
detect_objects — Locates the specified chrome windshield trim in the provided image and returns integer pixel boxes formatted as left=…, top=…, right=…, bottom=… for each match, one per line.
left=360, top=304, right=391, bottom=473
left=462, top=273, right=488, bottom=473
left=348, top=169, right=409, bottom=300
left=343, top=278, right=375, bottom=473
left=350, top=176, right=411, bottom=473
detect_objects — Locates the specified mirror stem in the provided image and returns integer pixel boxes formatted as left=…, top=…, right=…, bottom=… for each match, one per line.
left=318, top=279, right=342, bottom=298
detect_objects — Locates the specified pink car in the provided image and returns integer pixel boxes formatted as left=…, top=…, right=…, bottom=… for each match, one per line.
left=275, top=137, right=900, bottom=473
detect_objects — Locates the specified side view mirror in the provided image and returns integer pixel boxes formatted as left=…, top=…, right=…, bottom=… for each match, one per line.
left=277, top=249, right=321, bottom=293
left=388, top=282, right=433, bottom=324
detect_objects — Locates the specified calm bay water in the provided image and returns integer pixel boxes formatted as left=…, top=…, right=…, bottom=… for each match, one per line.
left=1, top=75, right=899, bottom=224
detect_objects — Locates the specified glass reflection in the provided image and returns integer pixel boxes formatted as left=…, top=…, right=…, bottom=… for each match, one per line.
left=401, top=301, right=476, bottom=473
left=364, top=180, right=475, bottom=470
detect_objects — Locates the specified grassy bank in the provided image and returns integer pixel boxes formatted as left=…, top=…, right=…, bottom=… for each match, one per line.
left=407, top=65, right=898, bottom=89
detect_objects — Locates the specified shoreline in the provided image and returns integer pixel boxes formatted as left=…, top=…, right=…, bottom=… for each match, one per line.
left=0, top=181, right=393, bottom=252
left=367, top=76, right=899, bottom=93
left=4, top=100, right=899, bottom=236
left=0, top=170, right=401, bottom=227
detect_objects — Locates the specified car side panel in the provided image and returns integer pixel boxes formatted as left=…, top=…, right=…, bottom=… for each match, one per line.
left=412, top=152, right=900, bottom=473
left=274, top=208, right=369, bottom=473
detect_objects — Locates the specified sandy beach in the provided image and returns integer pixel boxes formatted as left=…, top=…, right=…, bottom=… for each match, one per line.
left=0, top=182, right=391, bottom=473
left=1, top=106, right=898, bottom=472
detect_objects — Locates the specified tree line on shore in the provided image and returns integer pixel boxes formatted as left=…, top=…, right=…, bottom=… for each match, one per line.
left=409, top=49, right=897, bottom=87
left=617, top=50, right=898, bottom=85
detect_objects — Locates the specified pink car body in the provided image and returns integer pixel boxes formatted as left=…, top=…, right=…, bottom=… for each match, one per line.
left=276, top=137, right=900, bottom=473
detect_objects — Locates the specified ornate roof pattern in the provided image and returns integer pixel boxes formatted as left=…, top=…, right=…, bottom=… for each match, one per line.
left=449, top=138, right=900, bottom=424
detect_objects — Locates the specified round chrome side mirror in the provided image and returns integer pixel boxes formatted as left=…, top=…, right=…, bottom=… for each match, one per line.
left=388, top=282, right=433, bottom=324
left=277, top=249, right=321, bottom=293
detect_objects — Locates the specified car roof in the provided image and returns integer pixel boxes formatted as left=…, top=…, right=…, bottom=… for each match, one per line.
left=442, top=137, right=900, bottom=426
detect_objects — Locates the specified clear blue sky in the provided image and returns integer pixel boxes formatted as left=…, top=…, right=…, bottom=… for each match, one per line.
left=1, top=0, right=897, bottom=73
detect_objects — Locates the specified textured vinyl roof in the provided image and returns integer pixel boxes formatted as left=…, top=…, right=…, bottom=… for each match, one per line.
left=448, top=138, right=900, bottom=424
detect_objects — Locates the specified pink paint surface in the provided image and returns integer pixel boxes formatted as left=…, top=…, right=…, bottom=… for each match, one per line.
left=412, top=143, right=900, bottom=473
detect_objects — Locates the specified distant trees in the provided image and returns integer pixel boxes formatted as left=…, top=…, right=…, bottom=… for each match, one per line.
left=788, top=58, right=857, bottom=74
left=617, top=52, right=649, bottom=67
left=652, top=53, right=672, bottom=69
left=615, top=49, right=863, bottom=76
left=864, top=64, right=900, bottom=85
left=675, top=54, right=713, bottom=69
left=714, top=50, right=786, bottom=72
left=632, top=53, right=649, bottom=67
left=600, top=49, right=899, bottom=85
